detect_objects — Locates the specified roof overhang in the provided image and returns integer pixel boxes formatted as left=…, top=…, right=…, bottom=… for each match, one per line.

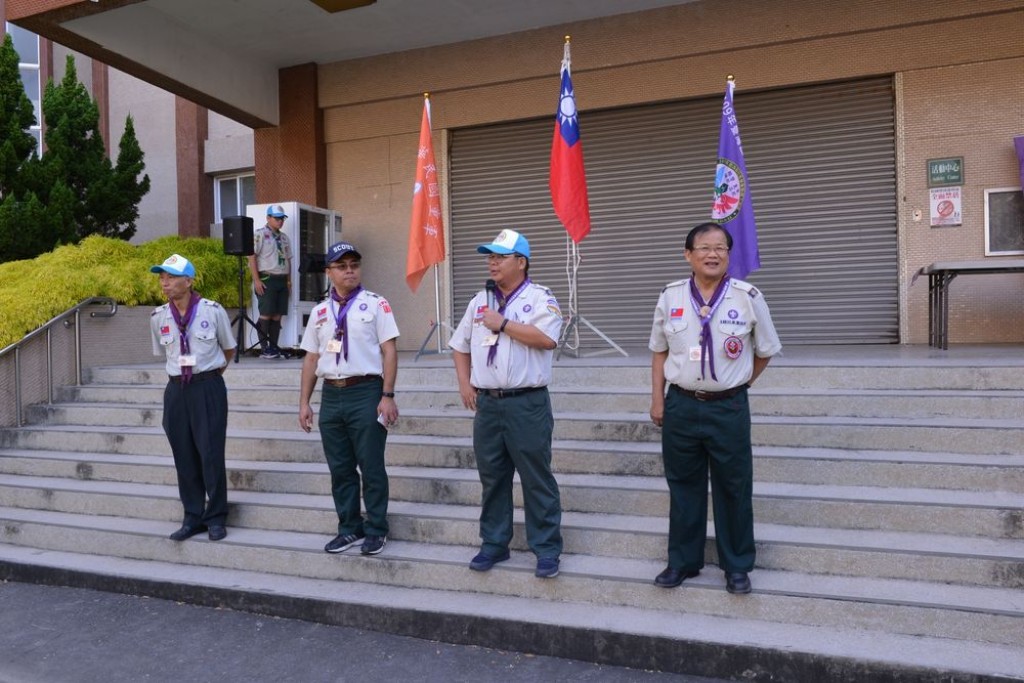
left=8, top=0, right=695, bottom=128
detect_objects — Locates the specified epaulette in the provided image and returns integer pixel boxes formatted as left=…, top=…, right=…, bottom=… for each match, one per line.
left=202, top=299, right=222, bottom=308
left=730, top=279, right=760, bottom=298
left=151, top=303, right=168, bottom=316
left=531, top=283, right=554, bottom=296
left=364, top=290, right=381, bottom=300
left=661, top=278, right=687, bottom=293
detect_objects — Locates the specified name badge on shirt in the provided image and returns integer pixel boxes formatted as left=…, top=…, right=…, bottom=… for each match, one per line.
left=179, top=355, right=197, bottom=367
left=688, top=346, right=702, bottom=362
left=326, top=339, right=343, bottom=354
left=481, top=333, right=498, bottom=347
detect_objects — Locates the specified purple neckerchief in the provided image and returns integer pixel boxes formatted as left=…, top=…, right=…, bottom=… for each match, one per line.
left=688, top=277, right=731, bottom=381
left=330, top=285, right=363, bottom=363
left=170, top=291, right=201, bottom=384
left=487, top=278, right=531, bottom=366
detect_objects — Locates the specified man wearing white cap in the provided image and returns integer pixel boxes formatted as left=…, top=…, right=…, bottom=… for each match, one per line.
left=450, top=229, right=565, bottom=579
left=247, top=204, right=293, bottom=358
left=299, top=241, right=399, bottom=557
left=150, top=254, right=236, bottom=542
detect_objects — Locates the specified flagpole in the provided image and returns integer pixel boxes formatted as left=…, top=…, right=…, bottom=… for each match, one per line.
left=407, top=91, right=454, bottom=360
left=414, top=262, right=454, bottom=360
left=550, top=36, right=627, bottom=359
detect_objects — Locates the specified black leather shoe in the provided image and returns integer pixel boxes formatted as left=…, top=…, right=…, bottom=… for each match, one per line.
left=725, top=571, right=752, bottom=594
left=208, top=525, right=227, bottom=541
left=169, top=524, right=207, bottom=541
left=654, top=566, right=700, bottom=588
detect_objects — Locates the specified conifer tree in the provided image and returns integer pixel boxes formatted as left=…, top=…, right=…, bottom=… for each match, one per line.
left=0, top=34, right=37, bottom=199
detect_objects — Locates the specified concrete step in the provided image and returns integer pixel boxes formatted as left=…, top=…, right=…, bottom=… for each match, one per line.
left=21, top=400, right=1024, bottom=456
left=3, top=546, right=1022, bottom=683
left=1, top=457, right=1021, bottom=540
left=87, top=360, right=1024, bottom=391
left=1, top=475, right=1022, bottom=587
left=1, top=508, right=1022, bottom=649
left=57, top=383, right=1024, bottom=420
left=4, top=426, right=1024, bottom=493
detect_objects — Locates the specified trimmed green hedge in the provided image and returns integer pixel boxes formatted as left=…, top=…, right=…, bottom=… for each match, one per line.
left=0, top=235, right=248, bottom=349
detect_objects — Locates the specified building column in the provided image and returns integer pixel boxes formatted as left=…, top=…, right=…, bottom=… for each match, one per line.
left=175, top=97, right=213, bottom=237
left=254, top=62, right=326, bottom=207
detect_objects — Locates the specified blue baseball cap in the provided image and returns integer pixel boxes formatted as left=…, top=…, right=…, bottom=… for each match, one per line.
left=477, top=229, right=530, bottom=259
left=267, top=204, right=288, bottom=218
left=149, top=254, right=196, bottom=277
left=326, top=241, right=362, bottom=263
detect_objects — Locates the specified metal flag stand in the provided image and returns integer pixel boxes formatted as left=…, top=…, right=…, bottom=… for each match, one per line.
left=557, top=237, right=628, bottom=359
left=414, top=263, right=454, bottom=360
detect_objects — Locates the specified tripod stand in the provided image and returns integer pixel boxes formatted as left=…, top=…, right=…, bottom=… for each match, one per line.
left=230, top=255, right=269, bottom=362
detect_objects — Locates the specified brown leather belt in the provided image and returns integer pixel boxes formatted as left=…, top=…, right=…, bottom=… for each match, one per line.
left=324, top=374, right=381, bottom=388
left=168, top=370, right=221, bottom=384
left=477, top=386, right=546, bottom=399
left=670, top=383, right=748, bottom=401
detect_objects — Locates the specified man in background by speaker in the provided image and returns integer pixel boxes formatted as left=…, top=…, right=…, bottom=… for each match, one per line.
left=247, top=204, right=293, bottom=359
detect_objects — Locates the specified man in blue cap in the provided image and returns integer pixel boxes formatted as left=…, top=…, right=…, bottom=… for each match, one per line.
left=298, top=241, right=399, bottom=557
left=450, top=229, right=565, bottom=579
left=149, top=254, right=236, bottom=542
left=247, top=204, right=293, bottom=358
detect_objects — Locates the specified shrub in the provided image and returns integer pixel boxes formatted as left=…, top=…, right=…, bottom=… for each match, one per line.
left=0, top=235, right=248, bottom=349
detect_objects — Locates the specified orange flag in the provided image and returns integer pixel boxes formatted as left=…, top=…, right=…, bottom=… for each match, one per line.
left=406, top=94, right=446, bottom=292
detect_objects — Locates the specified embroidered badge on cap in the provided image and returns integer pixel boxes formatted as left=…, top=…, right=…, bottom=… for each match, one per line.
left=724, top=336, right=743, bottom=359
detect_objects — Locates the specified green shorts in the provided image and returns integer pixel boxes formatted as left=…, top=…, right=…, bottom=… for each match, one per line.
left=256, top=274, right=289, bottom=316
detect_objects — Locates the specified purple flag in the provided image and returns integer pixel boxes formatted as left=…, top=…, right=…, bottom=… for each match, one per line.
left=711, top=79, right=760, bottom=280
left=1015, top=136, right=1024, bottom=192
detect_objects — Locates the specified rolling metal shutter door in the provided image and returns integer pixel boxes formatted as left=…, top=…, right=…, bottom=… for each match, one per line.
left=449, top=77, right=897, bottom=346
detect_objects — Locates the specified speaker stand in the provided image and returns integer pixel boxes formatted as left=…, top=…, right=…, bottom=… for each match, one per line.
left=230, top=255, right=268, bottom=362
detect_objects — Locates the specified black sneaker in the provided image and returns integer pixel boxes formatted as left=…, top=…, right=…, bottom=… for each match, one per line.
left=469, top=549, right=510, bottom=572
left=324, top=532, right=364, bottom=553
left=360, top=535, right=387, bottom=556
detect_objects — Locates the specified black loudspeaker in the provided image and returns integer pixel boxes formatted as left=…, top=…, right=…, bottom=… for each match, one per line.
left=223, top=215, right=255, bottom=256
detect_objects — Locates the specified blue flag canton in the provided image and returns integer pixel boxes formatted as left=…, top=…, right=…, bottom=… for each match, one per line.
left=556, top=69, right=581, bottom=147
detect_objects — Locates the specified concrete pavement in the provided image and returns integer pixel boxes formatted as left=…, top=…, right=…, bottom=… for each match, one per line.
left=0, top=581, right=720, bottom=683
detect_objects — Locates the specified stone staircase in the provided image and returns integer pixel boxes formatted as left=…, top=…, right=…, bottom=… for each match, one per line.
left=1, top=351, right=1023, bottom=681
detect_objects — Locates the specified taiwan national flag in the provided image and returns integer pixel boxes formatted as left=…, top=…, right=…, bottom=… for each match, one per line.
left=549, top=39, right=591, bottom=244
left=711, top=78, right=760, bottom=280
left=406, top=95, right=446, bottom=292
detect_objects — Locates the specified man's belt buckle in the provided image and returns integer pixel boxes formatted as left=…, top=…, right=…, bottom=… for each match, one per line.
left=693, top=389, right=711, bottom=401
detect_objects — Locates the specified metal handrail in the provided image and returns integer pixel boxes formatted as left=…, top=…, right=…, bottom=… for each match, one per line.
left=0, top=297, right=118, bottom=427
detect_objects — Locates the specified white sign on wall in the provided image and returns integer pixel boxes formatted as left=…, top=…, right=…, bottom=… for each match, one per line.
left=929, top=186, right=962, bottom=227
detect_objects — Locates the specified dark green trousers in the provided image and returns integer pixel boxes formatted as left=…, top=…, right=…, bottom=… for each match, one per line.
left=661, top=386, right=754, bottom=573
left=319, top=379, right=389, bottom=536
left=473, top=389, right=562, bottom=559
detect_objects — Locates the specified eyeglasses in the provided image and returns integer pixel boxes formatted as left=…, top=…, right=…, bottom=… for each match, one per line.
left=690, top=245, right=730, bottom=255
left=327, top=262, right=361, bottom=271
left=486, top=253, right=516, bottom=262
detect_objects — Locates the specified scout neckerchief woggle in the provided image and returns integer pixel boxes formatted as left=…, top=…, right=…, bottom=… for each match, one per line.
left=486, top=278, right=531, bottom=366
left=688, top=276, right=730, bottom=381
left=330, top=285, right=363, bottom=362
left=170, top=291, right=202, bottom=384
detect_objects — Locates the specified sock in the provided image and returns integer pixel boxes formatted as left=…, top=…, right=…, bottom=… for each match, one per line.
left=269, top=319, right=282, bottom=351
left=258, top=319, right=272, bottom=350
